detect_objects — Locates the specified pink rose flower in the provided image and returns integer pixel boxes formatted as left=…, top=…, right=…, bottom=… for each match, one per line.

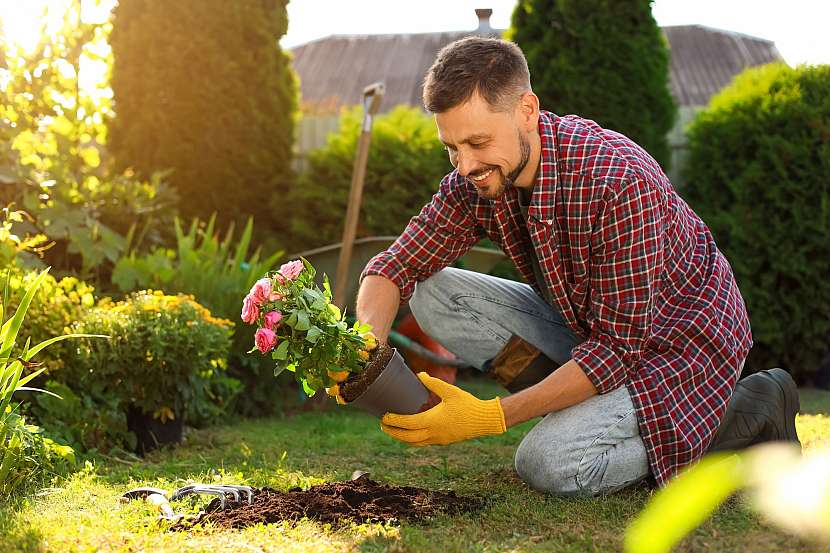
left=249, top=278, right=272, bottom=305
left=241, top=295, right=259, bottom=324
left=263, top=310, right=283, bottom=330
left=279, top=260, right=304, bottom=281
left=254, top=327, right=278, bottom=353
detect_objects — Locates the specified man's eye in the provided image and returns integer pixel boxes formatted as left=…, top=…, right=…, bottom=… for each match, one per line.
left=470, top=143, right=485, bottom=148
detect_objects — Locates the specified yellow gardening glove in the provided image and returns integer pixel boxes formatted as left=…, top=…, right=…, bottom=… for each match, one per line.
left=381, top=372, right=506, bottom=446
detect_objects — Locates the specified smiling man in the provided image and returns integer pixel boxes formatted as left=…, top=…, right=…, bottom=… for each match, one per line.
left=355, top=37, right=801, bottom=495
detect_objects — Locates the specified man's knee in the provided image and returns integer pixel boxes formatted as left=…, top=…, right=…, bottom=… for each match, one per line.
left=514, top=432, right=644, bottom=497
left=514, top=433, right=583, bottom=496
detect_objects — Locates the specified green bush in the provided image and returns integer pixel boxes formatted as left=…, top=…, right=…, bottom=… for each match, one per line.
left=0, top=265, right=137, bottom=455
left=506, top=0, right=676, bottom=169
left=281, top=105, right=452, bottom=251
left=68, top=290, right=239, bottom=430
left=0, top=410, right=76, bottom=497
left=0, top=265, right=95, bottom=376
left=1, top=267, right=89, bottom=498
left=109, top=0, right=299, bottom=238
left=682, top=62, right=830, bottom=383
left=29, top=380, right=135, bottom=456
left=111, top=214, right=289, bottom=417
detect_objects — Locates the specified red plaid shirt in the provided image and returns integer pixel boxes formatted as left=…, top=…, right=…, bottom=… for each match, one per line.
left=360, top=111, right=753, bottom=486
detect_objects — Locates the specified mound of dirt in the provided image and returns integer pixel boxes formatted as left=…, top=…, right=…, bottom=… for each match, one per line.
left=172, top=477, right=483, bottom=530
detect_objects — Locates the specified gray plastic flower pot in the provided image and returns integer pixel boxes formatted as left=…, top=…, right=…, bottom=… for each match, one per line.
left=350, top=348, right=429, bottom=417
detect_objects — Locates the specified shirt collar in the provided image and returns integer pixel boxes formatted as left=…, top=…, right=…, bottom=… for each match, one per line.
left=527, top=111, right=559, bottom=224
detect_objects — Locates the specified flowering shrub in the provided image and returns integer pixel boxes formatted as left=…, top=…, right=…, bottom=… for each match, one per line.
left=240, top=258, right=376, bottom=398
left=0, top=265, right=95, bottom=375
left=69, top=290, right=239, bottom=427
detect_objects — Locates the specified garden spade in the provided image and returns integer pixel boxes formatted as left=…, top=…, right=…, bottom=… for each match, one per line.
left=333, top=81, right=385, bottom=308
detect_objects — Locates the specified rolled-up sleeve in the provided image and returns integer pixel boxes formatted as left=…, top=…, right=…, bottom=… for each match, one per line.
left=571, top=177, right=664, bottom=393
left=359, top=173, right=485, bottom=303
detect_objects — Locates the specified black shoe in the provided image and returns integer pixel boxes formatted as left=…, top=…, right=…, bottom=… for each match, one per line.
left=707, top=368, right=801, bottom=453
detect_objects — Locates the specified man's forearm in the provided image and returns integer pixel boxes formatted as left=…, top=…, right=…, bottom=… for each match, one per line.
left=355, top=275, right=401, bottom=344
left=499, top=358, right=598, bottom=428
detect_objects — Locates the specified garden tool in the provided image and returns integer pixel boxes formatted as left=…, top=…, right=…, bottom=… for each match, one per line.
left=333, top=80, right=385, bottom=308
left=121, top=483, right=255, bottom=520
left=120, top=486, right=183, bottom=522
left=170, top=483, right=254, bottom=509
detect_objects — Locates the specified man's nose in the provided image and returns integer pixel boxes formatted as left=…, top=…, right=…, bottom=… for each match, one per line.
left=455, top=150, right=475, bottom=177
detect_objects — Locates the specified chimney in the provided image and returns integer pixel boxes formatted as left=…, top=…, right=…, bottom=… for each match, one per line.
left=475, top=9, right=494, bottom=36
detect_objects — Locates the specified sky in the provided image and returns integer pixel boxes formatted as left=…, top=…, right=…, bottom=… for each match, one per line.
left=279, top=0, right=830, bottom=67
left=1, top=0, right=827, bottom=68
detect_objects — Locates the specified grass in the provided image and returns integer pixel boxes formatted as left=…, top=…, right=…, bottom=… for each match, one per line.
left=1, top=377, right=829, bottom=552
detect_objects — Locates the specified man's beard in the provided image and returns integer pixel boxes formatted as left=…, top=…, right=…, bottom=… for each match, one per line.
left=505, top=129, right=531, bottom=188
left=474, top=129, right=531, bottom=200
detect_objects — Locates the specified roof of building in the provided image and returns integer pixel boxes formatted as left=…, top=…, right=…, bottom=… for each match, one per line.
left=662, top=25, right=782, bottom=106
left=289, top=19, right=783, bottom=113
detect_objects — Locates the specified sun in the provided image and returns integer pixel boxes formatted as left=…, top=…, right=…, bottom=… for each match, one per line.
left=0, top=0, right=113, bottom=53
left=0, top=1, right=60, bottom=53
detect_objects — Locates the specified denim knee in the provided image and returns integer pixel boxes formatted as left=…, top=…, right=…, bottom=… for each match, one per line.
left=514, top=434, right=578, bottom=496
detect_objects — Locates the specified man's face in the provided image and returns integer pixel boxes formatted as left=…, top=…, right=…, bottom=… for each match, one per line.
left=435, top=91, right=532, bottom=201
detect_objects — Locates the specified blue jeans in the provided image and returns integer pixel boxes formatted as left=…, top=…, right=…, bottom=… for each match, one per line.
left=409, top=267, right=651, bottom=496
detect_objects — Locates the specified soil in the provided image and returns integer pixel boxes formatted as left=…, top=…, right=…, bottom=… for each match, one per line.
left=339, top=343, right=395, bottom=402
left=170, top=477, right=482, bottom=530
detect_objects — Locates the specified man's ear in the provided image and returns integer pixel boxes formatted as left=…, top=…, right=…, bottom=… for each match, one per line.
left=518, top=91, right=540, bottom=132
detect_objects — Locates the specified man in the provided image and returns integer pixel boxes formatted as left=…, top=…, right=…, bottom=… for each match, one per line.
left=354, top=37, right=801, bottom=496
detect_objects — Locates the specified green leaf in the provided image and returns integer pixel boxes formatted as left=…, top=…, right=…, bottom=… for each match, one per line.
left=301, top=379, right=316, bottom=397
left=327, top=303, right=342, bottom=321
left=302, top=288, right=325, bottom=303
left=285, top=311, right=298, bottom=328
left=306, top=326, right=322, bottom=344
left=323, top=274, right=332, bottom=300
left=273, top=340, right=289, bottom=361
left=295, top=311, right=310, bottom=331
left=300, top=257, right=316, bottom=279
left=624, top=453, right=744, bottom=553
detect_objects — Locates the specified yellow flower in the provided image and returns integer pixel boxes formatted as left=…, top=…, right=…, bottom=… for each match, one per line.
left=153, top=406, right=175, bottom=423
left=357, top=349, right=370, bottom=362
left=325, top=384, right=348, bottom=405
left=327, top=369, right=350, bottom=382
left=363, top=331, right=377, bottom=351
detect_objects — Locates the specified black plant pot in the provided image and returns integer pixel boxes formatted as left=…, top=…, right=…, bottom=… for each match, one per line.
left=350, top=348, right=430, bottom=417
left=126, top=404, right=184, bottom=456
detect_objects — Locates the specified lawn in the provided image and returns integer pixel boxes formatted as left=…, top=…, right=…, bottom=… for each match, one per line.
left=1, top=378, right=829, bottom=553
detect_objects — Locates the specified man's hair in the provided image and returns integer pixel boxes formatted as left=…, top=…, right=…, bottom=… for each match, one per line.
left=422, top=37, right=531, bottom=114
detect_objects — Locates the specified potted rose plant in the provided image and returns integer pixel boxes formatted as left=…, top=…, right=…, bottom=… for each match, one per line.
left=241, top=259, right=428, bottom=416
